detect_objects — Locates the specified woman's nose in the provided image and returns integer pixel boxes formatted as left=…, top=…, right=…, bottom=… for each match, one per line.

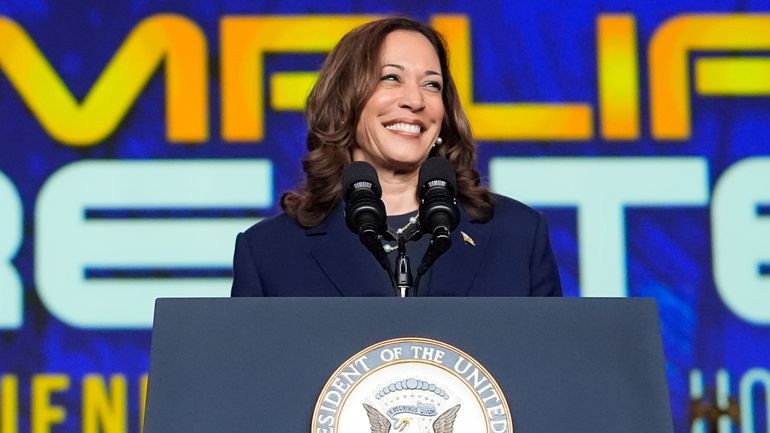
left=397, top=82, right=425, bottom=112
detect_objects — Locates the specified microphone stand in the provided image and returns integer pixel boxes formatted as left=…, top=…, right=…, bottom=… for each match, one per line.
left=394, top=236, right=414, bottom=297
left=413, top=232, right=450, bottom=296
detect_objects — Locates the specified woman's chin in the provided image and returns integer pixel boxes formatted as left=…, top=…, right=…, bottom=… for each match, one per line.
left=383, top=157, right=427, bottom=175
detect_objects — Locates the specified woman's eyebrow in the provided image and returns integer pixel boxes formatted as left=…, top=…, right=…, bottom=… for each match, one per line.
left=382, top=64, right=442, bottom=78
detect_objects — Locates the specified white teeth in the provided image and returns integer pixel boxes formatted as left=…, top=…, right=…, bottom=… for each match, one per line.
left=385, top=122, right=421, bottom=133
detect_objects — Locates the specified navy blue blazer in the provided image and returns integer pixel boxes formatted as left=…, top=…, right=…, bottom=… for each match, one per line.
left=231, top=194, right=561, bottom=297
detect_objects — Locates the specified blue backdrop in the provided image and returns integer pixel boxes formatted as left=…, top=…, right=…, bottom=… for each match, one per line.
left=0, top=1, right=768, bottom=433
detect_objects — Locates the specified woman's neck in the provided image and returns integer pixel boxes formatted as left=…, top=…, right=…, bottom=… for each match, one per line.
left=378, top=170, right=419, bottom=215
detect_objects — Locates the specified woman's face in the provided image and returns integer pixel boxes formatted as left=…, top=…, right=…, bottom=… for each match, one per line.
left=353, top=30, right=445, bottom=175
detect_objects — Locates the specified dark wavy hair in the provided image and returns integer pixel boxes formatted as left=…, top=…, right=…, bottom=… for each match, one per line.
left=281, top=17, right=494, bottom=227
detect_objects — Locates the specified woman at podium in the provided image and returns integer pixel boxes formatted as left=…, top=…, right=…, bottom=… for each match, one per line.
left=231, top=17, right=561, bottom=297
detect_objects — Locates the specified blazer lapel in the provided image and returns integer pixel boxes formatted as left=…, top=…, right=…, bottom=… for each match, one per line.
left=308, top=203, right=489, bottom=297
left=308, top=203, right=393, bottom=296
left=425, top=207, right=490, bottom=296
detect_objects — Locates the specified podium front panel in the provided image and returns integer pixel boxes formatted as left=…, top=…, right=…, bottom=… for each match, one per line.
left=144, top=297, right=672, bottom=433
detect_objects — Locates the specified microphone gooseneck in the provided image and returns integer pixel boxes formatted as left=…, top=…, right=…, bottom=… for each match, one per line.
left=341, top=162, right=397, bottom=292
left=415, top=157, right=460, bottom=294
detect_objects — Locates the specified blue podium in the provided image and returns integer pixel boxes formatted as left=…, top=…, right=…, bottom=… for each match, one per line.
left=144, top=297, right=673, bottom=433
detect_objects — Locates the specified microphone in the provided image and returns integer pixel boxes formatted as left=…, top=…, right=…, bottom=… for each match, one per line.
left=415, top=157, right=460, bottom=287
left=341, top=162, right=394, bottom=284
left=342, top=161, right=387, bottom=237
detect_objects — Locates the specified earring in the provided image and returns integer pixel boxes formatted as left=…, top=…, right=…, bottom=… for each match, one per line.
left=433, top=137, right=443, bottom=147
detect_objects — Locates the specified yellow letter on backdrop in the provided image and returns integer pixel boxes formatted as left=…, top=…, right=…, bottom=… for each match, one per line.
left=650, top=14, right=770, bottom=140
left=221, top=15, right=377, bottom=142
left=31, top=375, right=69, bottom=433
left=1, top=375, right=18, bottom=433
left=83, top=375, right=127, bottom=433
left=0, top=15, right=207, bottom=145
left=432, top=15, right=593, bottom=141
left=597, top=14, right=639, bottom=140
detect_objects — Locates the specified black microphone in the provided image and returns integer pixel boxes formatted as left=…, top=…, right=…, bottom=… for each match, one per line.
left=415, top=157, right=460, bottom=287
left=341, top=162, right=394, bottom=286
left=342, top=161, right=387, bottom=237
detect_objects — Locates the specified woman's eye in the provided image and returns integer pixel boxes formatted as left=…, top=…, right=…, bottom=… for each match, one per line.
left=425, top=81, right=443, bottom=91
left=381, top=74, right=400, bottom=82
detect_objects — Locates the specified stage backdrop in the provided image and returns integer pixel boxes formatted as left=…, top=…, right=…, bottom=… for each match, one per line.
left=1, top=1, right=768, bottom=433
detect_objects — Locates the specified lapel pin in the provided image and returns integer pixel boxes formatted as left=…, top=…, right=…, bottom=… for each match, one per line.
left=461, top=231, right=476, bottom=246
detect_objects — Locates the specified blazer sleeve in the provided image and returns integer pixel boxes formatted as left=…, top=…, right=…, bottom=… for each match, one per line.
left=231, top=232, right=265, bottom=297
left=529, top=212, right=563, bottom=297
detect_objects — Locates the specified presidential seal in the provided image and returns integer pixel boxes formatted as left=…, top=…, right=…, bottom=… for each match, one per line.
left=312, top=338, right=513, bottom=433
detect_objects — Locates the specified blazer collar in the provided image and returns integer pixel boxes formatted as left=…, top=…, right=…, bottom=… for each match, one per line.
left=307, top=202, right=489, bottom=297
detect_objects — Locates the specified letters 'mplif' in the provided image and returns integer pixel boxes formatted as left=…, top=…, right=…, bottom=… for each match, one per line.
left=6, top=13, right=770, bottom=144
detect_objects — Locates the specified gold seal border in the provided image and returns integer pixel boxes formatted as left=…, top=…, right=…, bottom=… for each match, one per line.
left=310, top=336, right=515, bottom=433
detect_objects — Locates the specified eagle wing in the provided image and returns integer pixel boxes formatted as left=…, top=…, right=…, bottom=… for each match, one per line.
left=432, top=404, right=461, bottom=433
left=362, top=403, right=392, bottom=433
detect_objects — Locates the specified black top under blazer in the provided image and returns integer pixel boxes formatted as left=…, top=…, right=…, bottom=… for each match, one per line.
left=231, top=194, right=562, bottom=297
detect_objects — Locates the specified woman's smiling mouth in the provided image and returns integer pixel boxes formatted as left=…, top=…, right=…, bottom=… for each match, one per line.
left=384, top=121, right=424, bottom=135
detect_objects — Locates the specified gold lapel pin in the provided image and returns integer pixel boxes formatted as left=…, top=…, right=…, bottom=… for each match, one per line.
left=461, top=231, right=476, bottom=246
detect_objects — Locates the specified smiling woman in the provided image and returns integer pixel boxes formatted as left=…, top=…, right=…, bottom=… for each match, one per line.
left=231, top=17, right=562, bottom=297
left=281, top=17, right=491, bottom=227
left=354, top=30, right=446, bottom=214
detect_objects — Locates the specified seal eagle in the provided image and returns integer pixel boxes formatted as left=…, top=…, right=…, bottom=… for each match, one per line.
left=362, top=403, right=461, bottom=433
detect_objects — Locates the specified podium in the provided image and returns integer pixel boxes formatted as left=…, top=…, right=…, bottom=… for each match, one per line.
left=144, top=297, right=673, bottom=433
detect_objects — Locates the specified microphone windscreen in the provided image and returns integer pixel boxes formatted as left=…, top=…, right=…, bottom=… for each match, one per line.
left=342, top=161, right=381, bottom=198
left=418, top=157, right=457, bottom=195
